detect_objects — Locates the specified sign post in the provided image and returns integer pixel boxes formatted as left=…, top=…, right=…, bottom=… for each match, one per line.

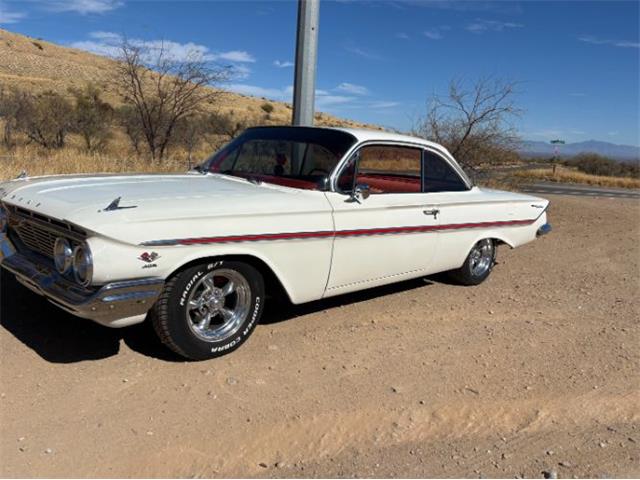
left=550, top=139, right=565, bottom=175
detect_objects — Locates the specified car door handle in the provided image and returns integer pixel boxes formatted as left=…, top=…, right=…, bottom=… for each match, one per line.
left=423, top=208, right=440, bottom=219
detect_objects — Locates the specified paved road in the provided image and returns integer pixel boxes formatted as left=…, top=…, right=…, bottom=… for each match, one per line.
left=520, top=181, right=640, bottom=199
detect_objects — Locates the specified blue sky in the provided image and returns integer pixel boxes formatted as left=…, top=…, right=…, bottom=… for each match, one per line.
left=1, top=0, right=638, bottom=146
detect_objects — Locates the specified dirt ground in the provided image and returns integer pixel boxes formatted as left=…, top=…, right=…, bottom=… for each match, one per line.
left=1, top=195, right=638, bottom=478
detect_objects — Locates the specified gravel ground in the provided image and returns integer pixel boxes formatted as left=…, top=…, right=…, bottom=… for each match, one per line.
left=1, top=195, right=638, bottom=478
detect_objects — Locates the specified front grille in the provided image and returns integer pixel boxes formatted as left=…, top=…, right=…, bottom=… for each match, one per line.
left=13, top=221, right=58, bottom=258
left=4, top=205, right=86, bottom=259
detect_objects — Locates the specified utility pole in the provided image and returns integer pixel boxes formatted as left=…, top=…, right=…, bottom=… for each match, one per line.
left=292, top=0, right=320, bottom=127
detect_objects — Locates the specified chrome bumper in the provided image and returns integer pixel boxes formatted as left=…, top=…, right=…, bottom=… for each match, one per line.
left=537, top=223, right=552, bottom=237
left=0, top=232, right=164, bottom=327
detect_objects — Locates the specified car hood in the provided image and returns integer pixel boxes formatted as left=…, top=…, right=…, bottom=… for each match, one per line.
left=1, top=173, right=329, bottom=242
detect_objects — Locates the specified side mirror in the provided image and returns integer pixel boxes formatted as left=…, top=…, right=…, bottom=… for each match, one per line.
left=349, top=183, right=370, bottom=203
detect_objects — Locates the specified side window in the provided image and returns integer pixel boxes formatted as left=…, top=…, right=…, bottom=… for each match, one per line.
left=423, top=151, right=469, bottom=192
left=338, top=145, right=422, bottom=194
left=300, top=144, right=336, bottom=176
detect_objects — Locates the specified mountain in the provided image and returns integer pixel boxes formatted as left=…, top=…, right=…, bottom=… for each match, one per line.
left=520, top=140, right=640, bottom=162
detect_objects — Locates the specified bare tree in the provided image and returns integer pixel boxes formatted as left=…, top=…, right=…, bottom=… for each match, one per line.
left=70, top=83, right=114, bottom=151
left=415, top=77, right=522, bottom=169
left=173, top=114, right=207, bottom=168
left=115, top=40, right=229, bottom=162
left=116, top=105, right=145, bottom=155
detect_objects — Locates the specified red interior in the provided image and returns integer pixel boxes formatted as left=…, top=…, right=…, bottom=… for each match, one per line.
left=358, top=174, right=421, bottom=193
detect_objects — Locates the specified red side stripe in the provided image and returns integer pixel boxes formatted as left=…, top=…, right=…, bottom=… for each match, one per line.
left=168, top=218, right=535, bottom=246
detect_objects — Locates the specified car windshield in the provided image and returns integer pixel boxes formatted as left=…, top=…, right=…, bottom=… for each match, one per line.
left=199, top=126, right=357, bottom=190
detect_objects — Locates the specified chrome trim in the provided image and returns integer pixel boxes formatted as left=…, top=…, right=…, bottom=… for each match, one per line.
left=329, top=139, right=473, bottom=193
left=72, top=243, right=93, bottom=287
left=536, top=223, right=552, bottom=237
left=1, top=232, right=163, bottom=326
left=103, top=196, right=138, bottom=212
left=3, top=204, right=86, bottom=258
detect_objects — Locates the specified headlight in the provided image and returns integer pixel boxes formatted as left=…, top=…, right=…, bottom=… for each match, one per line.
left=53, top=237, right=74, bottom=274
left=0, top=206, right=7, bottom=233
left=72, top=243, right=93, bottom=286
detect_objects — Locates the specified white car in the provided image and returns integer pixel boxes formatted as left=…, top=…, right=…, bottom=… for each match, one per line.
left=0, top=127, right=551, bottom=360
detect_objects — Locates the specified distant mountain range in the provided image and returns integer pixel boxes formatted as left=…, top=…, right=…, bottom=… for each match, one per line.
left=520, top=140, right=640, bottom=162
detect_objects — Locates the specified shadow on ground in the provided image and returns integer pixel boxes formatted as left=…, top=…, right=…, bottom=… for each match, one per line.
left=1, top=268, right=445, bottom=364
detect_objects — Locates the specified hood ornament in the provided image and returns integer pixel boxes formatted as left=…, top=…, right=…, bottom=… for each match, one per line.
left=102, top=196, right=138, bottom=212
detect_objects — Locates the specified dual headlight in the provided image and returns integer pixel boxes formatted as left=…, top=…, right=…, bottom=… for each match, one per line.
left=54, top=237, right=93, bottom=286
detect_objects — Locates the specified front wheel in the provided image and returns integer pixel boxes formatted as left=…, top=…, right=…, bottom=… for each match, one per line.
left=447, top=239, right=497, bottom=286
left=151, top=260, right=264, bottom=360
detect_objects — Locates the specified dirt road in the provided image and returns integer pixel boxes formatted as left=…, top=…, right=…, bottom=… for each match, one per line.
left=1, top=196, right=638, bottom=478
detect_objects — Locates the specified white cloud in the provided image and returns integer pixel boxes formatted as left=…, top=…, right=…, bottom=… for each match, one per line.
left=230, top=64, right=251, bottom=80
left=466, top=19, right=523, bottom=34
left=0, top=1, right=26, bottom=23
left=215, top=50, right=255, bottom=63
left=273, top=60, right=294, bottom=68
left=396, top=32, right=410, bottom=40
left=227, top=82, right=401, bottom=114
left=578, top=35, right=639, bottom=49
left=47, top=0, right=123, bottom=14
left=345, top=45, right=382, bottom=60
left=370, top=101, right=400, bottom=109
left=227, top=84, right=293, bottom=101
left=226, top=83, right=359, bottom=109
left=423, top=30, right=443, bottom=40
left=317, top=93, right=354, bottom=107
left=70, top=31, right=256, bottom=78
left=608, top=131, right=619, bottom=137
left=336, top=82, right=370, bottom=95
left=423, top=25, right=450, bottom=40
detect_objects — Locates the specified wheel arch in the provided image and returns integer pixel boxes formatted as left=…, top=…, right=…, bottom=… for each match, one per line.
left=166, top=254, right=293, bottom=303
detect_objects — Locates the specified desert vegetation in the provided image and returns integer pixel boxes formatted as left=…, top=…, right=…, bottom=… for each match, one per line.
left=514, top=164, right=640, bottom=189
left=0, top=29, right=371, bottom=180
left=413, top=77, right=523, bottom=172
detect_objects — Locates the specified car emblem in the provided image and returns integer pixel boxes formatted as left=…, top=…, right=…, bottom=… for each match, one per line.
left=138, top=252, right=160, bottom=263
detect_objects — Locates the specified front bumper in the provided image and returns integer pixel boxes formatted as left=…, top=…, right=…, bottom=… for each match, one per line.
left=0, top=232, right=164, bottom=327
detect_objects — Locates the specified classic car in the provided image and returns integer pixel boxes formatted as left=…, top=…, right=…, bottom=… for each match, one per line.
left=0, top=126, right=551, bottom=360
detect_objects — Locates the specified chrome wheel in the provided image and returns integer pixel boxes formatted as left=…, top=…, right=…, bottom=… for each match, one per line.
left=469, top=239, right=494, bottom=277
left=186, top=269, right=251, bottom=342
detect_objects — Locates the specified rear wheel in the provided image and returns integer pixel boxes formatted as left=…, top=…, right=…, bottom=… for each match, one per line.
left=151, top=260, right=264, bottom=360
left=448, top=239, right=497, bottom=286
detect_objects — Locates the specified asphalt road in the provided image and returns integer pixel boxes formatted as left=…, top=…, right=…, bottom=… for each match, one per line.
left=519, top=181, right=640, bottom=199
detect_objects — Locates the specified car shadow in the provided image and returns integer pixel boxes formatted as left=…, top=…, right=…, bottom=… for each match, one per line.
left=1, top=269, right=445, bottom=364
left=0, top=269, right=182, bottom=363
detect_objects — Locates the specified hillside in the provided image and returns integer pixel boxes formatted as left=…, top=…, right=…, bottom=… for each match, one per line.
left=0, top=28, right=372, bottom=129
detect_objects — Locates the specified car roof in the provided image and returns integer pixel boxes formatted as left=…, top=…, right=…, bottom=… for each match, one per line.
left=327, top=127, right=451, bottom=155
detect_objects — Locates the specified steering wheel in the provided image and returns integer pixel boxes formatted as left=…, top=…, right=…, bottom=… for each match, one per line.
left=308, top=167, right=329, bottom=176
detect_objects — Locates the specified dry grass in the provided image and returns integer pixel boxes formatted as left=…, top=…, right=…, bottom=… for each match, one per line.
left=514, top=166, right=640, bottom=189
left=0, top=144, right=188, bottom=180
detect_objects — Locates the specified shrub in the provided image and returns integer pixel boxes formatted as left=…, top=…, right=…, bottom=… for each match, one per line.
left=260, top=102, right=274, bottom=114
left=70, top=84, right=113, bottom=151
left=563, top=153, right=639, bottom=179
left=14, top=91, right=74, bottom=149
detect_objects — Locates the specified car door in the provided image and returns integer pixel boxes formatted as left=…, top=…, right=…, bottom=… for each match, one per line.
left=323, top=143, right=441, bottom=294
